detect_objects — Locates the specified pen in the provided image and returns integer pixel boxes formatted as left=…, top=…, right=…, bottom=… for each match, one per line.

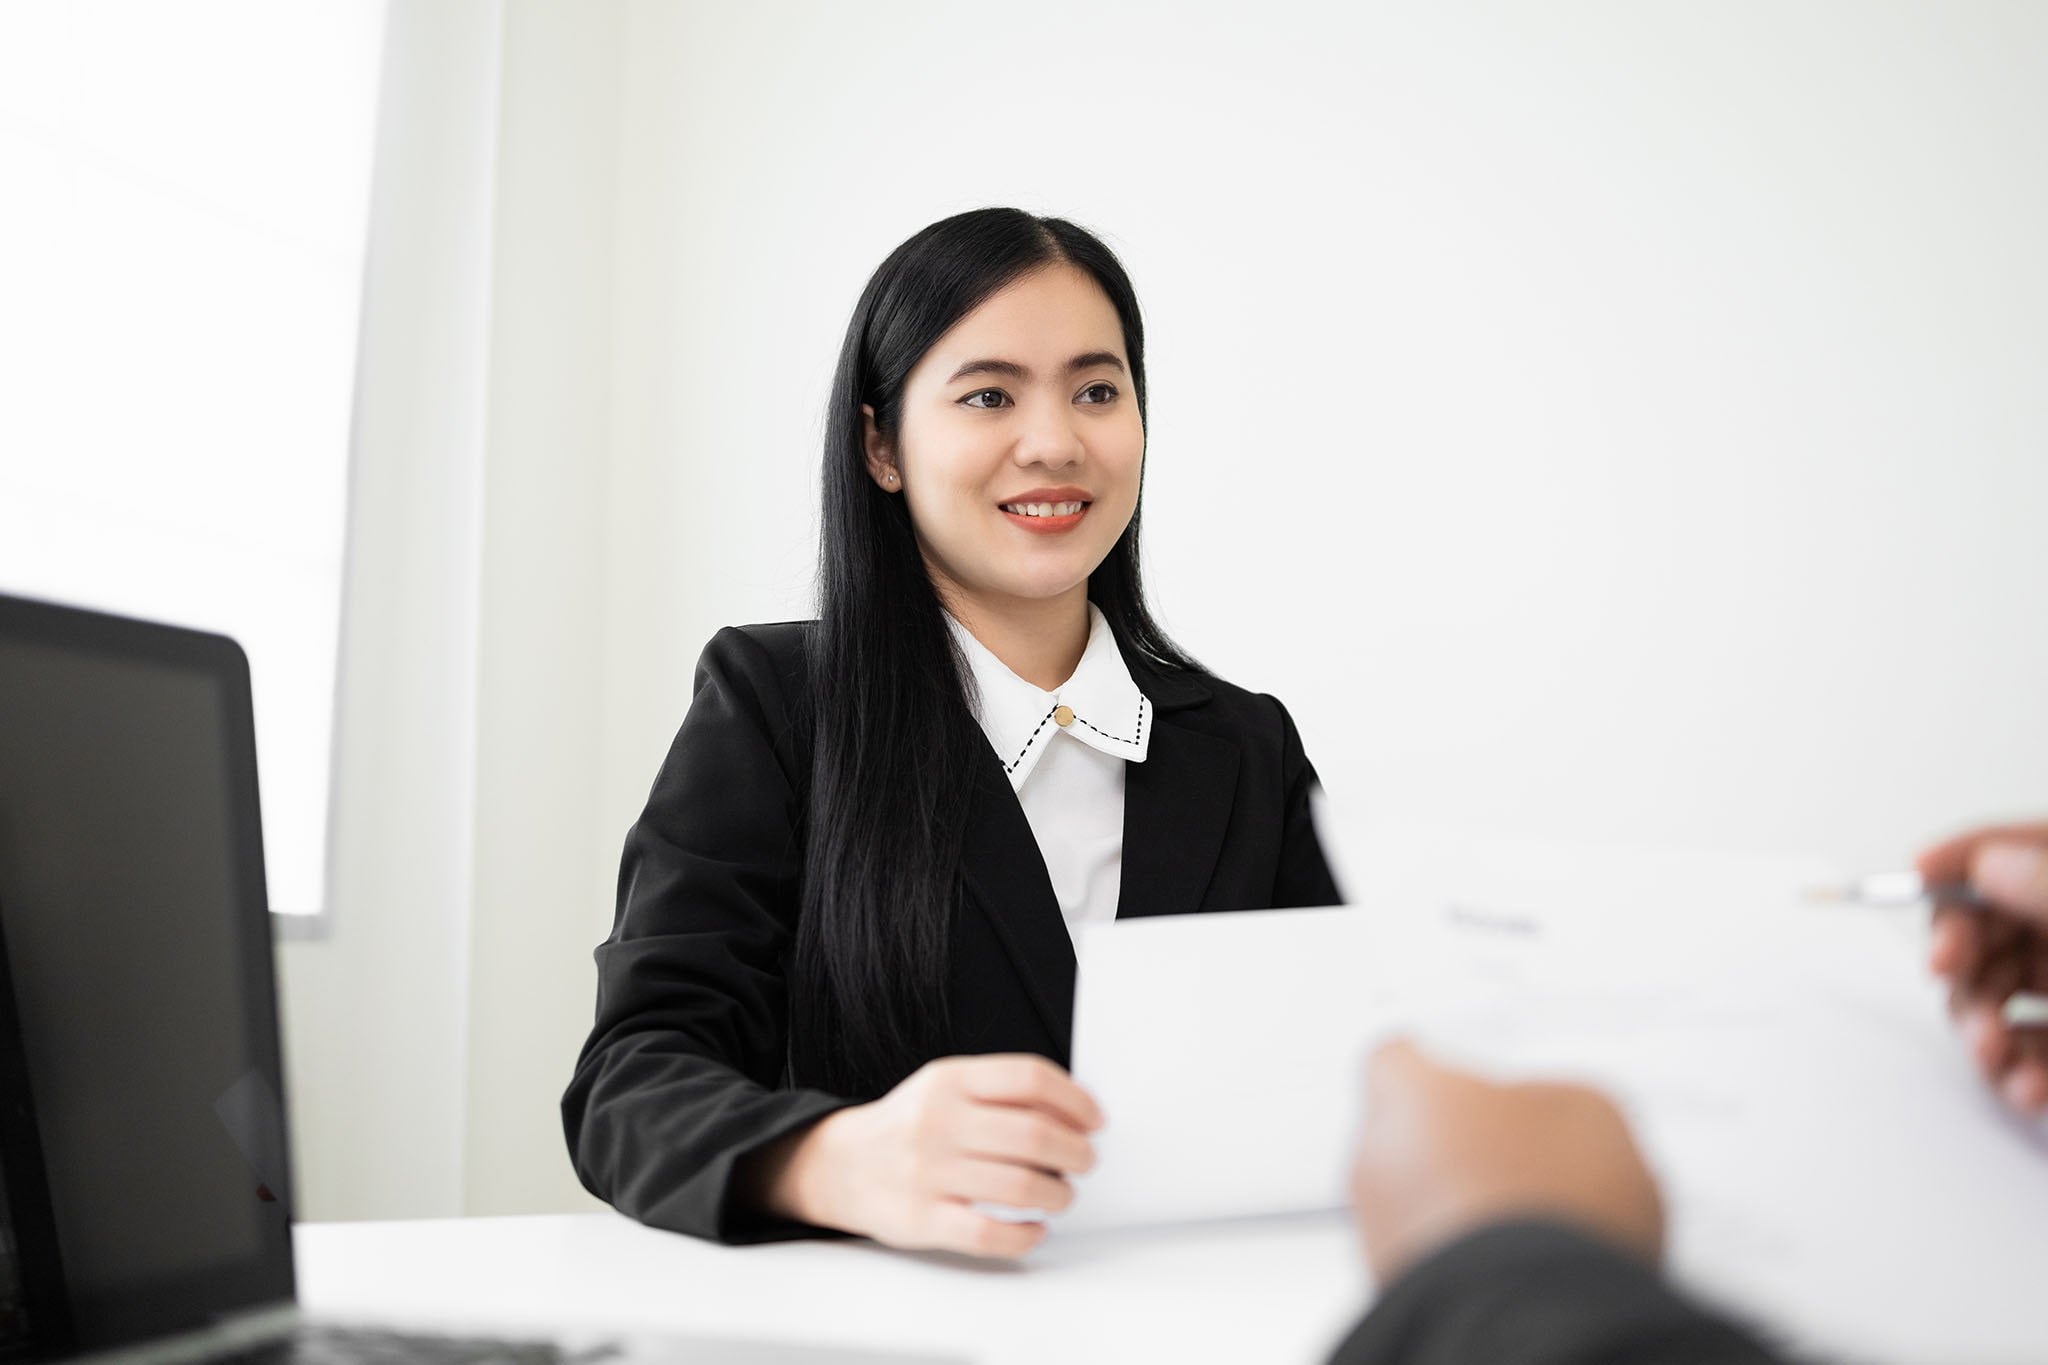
left=1801, top=871, right=1991, bottom=910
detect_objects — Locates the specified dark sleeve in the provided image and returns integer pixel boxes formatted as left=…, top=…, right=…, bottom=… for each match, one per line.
left=1267, top=694, right=1345, bottom=908
left=561, top=627, right=857, bottom=1245
left=1328, top=1220, right=1792, bottom=1365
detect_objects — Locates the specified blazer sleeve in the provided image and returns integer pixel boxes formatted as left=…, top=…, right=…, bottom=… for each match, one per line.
left=1268, top=694, right=1346, bottom=909
left=561, top=626, right=856, bottom=1245
left=1326, top=1220, right=1791, bottom=1365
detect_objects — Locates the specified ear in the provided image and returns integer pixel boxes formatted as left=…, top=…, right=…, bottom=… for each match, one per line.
left=861, top=404, right=900, bottom=492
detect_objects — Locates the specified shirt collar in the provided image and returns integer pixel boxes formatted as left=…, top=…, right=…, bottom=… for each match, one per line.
left=946, top=603, right=1153, bottom=790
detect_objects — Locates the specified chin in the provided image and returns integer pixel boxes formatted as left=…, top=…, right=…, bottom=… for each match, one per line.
left=936, top=544, right=1114, bottom=610
left=985, top=567, right=1096, bottom=605
left=1003, top=580, right=1091, bottom=604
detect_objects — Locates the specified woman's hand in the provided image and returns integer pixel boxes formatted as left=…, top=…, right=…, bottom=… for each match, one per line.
left=758, top=1053, right=1102, bottom=1257
left=1919, top=820, right=2048, bottom=1115
left=1351, top=1039, right=1665, bottom=1285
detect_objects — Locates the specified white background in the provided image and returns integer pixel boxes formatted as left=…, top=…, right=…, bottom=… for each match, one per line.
left=16, top=0, right=2048, bottom=1223
left=600, top=1, right=2048, bottom=869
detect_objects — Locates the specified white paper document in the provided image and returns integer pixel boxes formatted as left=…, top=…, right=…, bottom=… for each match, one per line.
left=1060, top=832, right=2048, bottom=1364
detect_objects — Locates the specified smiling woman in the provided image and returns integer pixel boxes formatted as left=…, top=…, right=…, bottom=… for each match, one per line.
left=867, top=264, right=1146, bottom=683
left=561, top=207, right=1344, bottom=1258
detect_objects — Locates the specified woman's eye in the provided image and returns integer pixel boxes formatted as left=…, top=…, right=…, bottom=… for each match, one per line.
left=961, top=389, right=1010, bottom=409
left=1078, top=382, right=1118, bottom=404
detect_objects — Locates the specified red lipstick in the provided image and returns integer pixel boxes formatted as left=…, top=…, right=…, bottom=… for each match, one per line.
left=997, top=486, right=1091, bottom=536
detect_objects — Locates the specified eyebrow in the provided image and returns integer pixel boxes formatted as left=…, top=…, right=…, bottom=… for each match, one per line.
left=946, top=351, right=1126, bottom=384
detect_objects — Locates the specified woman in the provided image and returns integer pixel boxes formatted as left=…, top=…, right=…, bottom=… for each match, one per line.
left=562, top=207, right=1342, bottom=1257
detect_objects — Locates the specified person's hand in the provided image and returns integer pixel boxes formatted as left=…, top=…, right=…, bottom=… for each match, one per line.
left=755, top=1053, right=1101, bottom=1257
left=1351, top=1038, right=1665, bottom=1285
left=1918, top=821, right=2048, bottom=1115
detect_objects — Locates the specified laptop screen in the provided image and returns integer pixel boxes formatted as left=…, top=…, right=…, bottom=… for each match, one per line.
left=0, top=595, right=294, bottom=1355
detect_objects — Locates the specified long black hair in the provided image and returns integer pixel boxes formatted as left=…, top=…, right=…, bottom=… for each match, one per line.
left=791, top=207, right=1200, bottom=1097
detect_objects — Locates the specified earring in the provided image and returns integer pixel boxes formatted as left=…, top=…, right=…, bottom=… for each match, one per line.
left=885, top=471, right=898, bottom=485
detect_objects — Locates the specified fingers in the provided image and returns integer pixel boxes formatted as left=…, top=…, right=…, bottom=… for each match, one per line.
left=1352, top=1039, right=1666, bottom=1281
left=952, top=1054, right=1105, bottom=1133
left=1973, top=951, right=2029, bottom=1018
left=921, top=1201, right=1047, bottom=1258
left=850, top=1054, right=1098, bottom=1259
left=1927, top=908, right=1982, bottom=979
left=1967, top=1013, right=2048, bottom=1117
left=946, top=1156, right=1074, bottom=1214
left=1917, top=832, right=1982, bottom=889
left=1366, top=1035, right=1470, bottom=1110
left=1363, top=1038, right=1414, bottom=1122
left=1963, top=1006, right=2013, bottom=1081
left=1366, top=1036, right=1436, bottom=1092
left=1937, top=909, right=2048, bottom=1119
left=1369, top=1035, right=1428, bottom=1077
left=1941, top=914, right=2041, bottom=1022
left=958, top=1105, right=1096, bottom=1176
left=1998, top=1036, right=2048, bottom=1115
left=1920, top=818, right=2048, bottom=1120
left=1971, top=841, right=2048, bottom=926
left=1516, top=1079, right=1629, bottom=1131
left=1915, top=821, right=2048, bottom=889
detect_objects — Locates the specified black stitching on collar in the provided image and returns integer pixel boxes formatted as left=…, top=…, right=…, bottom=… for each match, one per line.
left=1005, top=697, right=1150, bottom=774
left=1074, top=697, right=1147, bottom=749
left=1003, top=705, right=1061, bottom=774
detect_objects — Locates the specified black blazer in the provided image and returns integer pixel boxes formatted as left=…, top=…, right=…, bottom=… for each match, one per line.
left=561, top=620, right=1342, bottom=1244
left=1328, top=1221, right=1786, bottom=1365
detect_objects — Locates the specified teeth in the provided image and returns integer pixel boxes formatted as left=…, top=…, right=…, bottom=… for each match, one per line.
left=1002, top=501, right=1085, bottom=517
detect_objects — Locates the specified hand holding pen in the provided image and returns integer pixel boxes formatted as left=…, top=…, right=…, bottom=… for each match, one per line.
left=1916, top=822, right=2048, bottom=1116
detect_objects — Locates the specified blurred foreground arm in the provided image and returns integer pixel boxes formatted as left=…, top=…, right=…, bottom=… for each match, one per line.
left=1331, top=1040, right=1786, bottom=1365
left=1919, top=821, right=2048, bottom=1115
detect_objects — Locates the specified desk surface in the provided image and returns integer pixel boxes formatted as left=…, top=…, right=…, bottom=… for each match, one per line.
left=295, top=1210, right=1370, bottom=1365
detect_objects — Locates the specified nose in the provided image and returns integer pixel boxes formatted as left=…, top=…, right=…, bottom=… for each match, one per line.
left=1012, top=396, right=1086, bottom=471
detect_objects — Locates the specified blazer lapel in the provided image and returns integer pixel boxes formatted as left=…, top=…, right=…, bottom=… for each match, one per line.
left=1118, top=709, right=1239, bottom=919
left=952, top=632, right=1241, bottom=1046
left=958, top=753, right=1074, bottom=1046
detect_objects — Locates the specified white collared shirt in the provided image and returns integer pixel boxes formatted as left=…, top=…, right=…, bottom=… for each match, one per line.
left=945, top=604, right=1153, bottom=943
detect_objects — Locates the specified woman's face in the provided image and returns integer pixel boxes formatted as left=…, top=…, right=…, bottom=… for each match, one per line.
left=865, top=263, right=1144, bottom=621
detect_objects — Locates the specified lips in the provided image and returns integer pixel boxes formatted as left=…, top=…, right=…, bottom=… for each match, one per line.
left=999, top=499, right=1086, bottom=518
left=1001, top=505, right=1087, bottom=534
left=997, top=486, right=1092, bottom=536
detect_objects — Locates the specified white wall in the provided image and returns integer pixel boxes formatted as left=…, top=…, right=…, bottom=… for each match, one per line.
left=298, top=0, right=2048, bottom=1218
left=278, top=0, right=622, bottom=1220
left=601, top=0, right=2048, bottom=874
left=277, top=0, right=503, bottom=1220
left=463, top=0, right=624, bottom=1217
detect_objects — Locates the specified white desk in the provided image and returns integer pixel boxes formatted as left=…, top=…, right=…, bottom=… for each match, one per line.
left=295, top=1210, right=1371, bottom=1364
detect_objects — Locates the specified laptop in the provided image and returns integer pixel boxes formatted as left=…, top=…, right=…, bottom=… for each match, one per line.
left=0, top=592, right=954, bottom=1365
